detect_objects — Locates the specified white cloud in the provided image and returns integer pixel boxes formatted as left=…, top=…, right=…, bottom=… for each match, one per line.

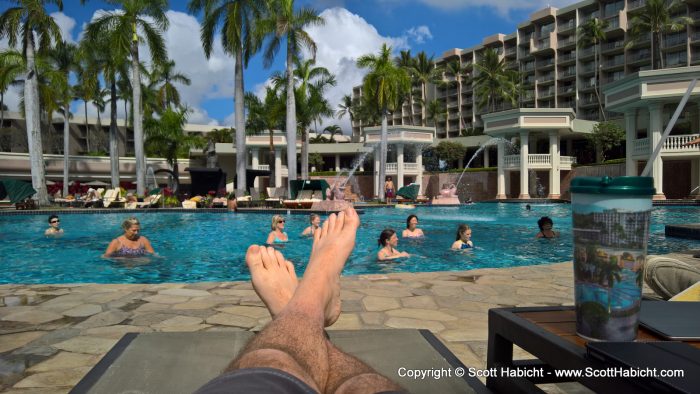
left=405, top=25, right=432, bottom=44
left=300, top=7, right=408, bottom=134
left=51, top=12, right=77, bottom=43
left=380, top=0, right=575, bottom=17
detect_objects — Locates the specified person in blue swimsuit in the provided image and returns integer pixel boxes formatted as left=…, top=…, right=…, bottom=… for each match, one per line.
left=266, top=215, right=289, bottom=245
left=103, top=217, right=155, bottom=258
left=451, top=224, right=474, bottom=250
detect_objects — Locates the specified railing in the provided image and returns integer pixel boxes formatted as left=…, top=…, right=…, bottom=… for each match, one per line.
left=537, top=29, right=554, bottom=39
left=539, top=88, right=555, bottom=97
left=579, top=47, right=596, bottom=57
left=540, top=73, right=555, bottom=82
left=559, top=52, right=576, bottom=62
left=581, top=12, right=600, bottom=23
left=523, top=62, right=536, bottom=71
left=663, top=134, right=700, bottom=152
left=523, top=92, right=536, bottom=101
left=560, top=156, right=577, bottom=166
left=629, top=50, right=651, bottom=62
left=403, top=163, right=418, bottom=171
left=536, top=38, right=551, bottom=50
left=665, top=35, right=688, bottom=47
left=604, top=16, right=620, bottom=31
left=558, top=85, right=575, bottom=94
left=602, top=41, right=625, bottom=51
left=502, top=154, right=577, bottom=168
left=505, top=47, right=517, bottom=55
left=520, top=33, right=534, bottom=42
left=558, top=20, right=576, bottom=31
left=633, top=138, right=649, bottom=156
left=558, top=36, right=576, bottom=48
left=603, top=57, right=625, bottom=68
left=580, top=80, right=596, bottom=89
left=529, top=154, right=551, bottom=165
left=628, top=0, right=646, bottom=11
left=386, top=163, right=397, bottom=172
left=559, top=68, right=576, bottom=77
left=504, top=155, right=520, bottom=168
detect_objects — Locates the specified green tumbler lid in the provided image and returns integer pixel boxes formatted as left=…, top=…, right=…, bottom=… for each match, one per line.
left=570, top=176, right=655, bottom=195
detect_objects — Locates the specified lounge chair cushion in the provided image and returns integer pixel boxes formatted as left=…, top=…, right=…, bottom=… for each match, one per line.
left=644, top=256, right=700, bottom=300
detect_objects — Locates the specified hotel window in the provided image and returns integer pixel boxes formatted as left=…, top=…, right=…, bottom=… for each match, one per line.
left=666, top=51, right=688, bottom=66
left=604, top=1, right=624, bottom=17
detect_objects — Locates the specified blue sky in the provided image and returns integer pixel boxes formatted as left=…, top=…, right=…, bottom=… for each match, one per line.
left=1, top=0, right=575, bottom=132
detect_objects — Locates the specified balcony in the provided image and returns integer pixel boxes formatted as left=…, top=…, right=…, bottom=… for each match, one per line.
left=632, top=135, right=700, bottom=156
left=558, top=68, right=577, bottom=78
left=539, top=88, right=555, bottom=98
left=579, top=46, right=595, bottom=59
left=628, top=50, right=652, bottom=64
left=691, top=32, right=700, bottom=43
left=538, top=74, right=555, bottom=84
left=558, top=36, right=576, bottom=49
left=534, top=37, right=552, bottom=52
left=385, top=162, right=423, bottom=174
left=580, top=80, right=596, bottom=90
left=520, top=34, right=534, bottom=45
left=558, top=52, right=576, bottom=63
left=604, top=16, right=621, bottom=31
left=523, top=92, right=536, bottom=102
left=601, top=40, right=625, bottom=53
left=523, top=62, right=536, bottom=72
left=505, top=47, right=517, bottom=56
left=558, top=85, right=576, bottom=94
left=558, top=20, right=576, bottom=32
left=602, top=57, right=625, bottom=69
left=538, top=58, right=555, bottom=68
left=581, top=12, right=600, bottom=24
left=627, top=0, right=646, bottom=11
left=503, top=154, right=577, bottom=169
left=664, top=35, right=688, bottom=49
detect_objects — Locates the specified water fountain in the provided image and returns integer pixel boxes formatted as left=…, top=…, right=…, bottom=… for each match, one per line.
left=310, top=148, right=374, bottom=211
left=146, top=166, right=159, bottom=192
left=433, top=137, right=514, bottom=205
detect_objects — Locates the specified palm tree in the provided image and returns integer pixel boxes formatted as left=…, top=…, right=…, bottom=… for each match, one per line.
left=597, top=257, right=622, bottom=314
left=189, top=0, right=264, bottom=194
left=86, top=0, right=169, bottom=196
left=245, top=87, right=284, bottom=187
left=336, top=94, right=358, bottom=139
left=395, top=49, right=415, bottom=125
left=149, top=59, right=191, bottom=111
left=323, top=124, right=341, bottom=142
left=47, top=40, right=78, bottom=196
left=0, top=52, right=23, bottom=128
left=258, top=0, right=324, bottom=187
left=444, top=59, right=472, bottom=135
left=73, top=62, right=99, bottom=152
left=145, top=108, right=205, bottom=189
left=426, top=99, right=443, bottom=127
left=410, top=51, right=438, bottom=127
left=627, top=0, right=692, bottom=70
left=0, top=0, right=66, bottom=205
left=357, top=43, right=410, bottom=202
left=473, top=48, right=520, bottom=114
left=577, top=18, right=608, bottom=121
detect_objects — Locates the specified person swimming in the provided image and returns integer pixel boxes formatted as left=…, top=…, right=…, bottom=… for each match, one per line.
left=377, top=229, right=410, bottom=261
left=103, top=217, right=155, bottom=258
left=266, top=215, right=289, bottom=245
left=401, top=214, right=425, bottom=238
left=451, top=224, right=474, bottom=250
left=536, top=216, right=559, bottom=239
left=44, top=214, right=64, bottom=237
left=301, top=213, right=321, bottom=237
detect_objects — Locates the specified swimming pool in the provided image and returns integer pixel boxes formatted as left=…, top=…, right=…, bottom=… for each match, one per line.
left=1, top=204, right=699, bottom=284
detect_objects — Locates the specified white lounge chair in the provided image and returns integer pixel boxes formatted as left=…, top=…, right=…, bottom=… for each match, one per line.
left=103, top=189, right=126, bottom=208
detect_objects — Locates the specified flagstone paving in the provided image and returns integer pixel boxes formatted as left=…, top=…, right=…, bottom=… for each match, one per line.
left=0, top=261, right=658, bottom=393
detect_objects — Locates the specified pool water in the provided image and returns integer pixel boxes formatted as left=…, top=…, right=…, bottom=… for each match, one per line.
left=1, top=204, right=699, bottom=284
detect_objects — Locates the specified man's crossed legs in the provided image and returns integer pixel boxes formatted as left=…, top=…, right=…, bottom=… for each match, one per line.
left=196, top=207, right=403, bottom=394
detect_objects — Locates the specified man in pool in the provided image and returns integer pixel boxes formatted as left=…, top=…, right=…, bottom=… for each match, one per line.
left=44, top=215, right=64, bottom=237
left=195, top=207, right=403, bottom=394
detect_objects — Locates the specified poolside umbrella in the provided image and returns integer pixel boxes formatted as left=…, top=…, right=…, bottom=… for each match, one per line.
left=85, top=180, right=110, bottom=186
left=0, top=179, right=37, bottom=203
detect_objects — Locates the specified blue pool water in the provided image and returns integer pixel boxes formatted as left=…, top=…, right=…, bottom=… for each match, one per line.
left=1, top=204, right=700, bottom=284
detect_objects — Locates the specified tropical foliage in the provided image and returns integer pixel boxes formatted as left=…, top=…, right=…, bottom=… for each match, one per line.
left=587, top=121, right=625, bottom=162
left=577, top=17, right=608, bottom=121
left=473, top=48, right=520, bottom=114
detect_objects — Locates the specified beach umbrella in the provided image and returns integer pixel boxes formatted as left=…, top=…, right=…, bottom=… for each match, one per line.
left=0, top=179, right=37, bottom=203
left=85, top=180, right=110, bottom=186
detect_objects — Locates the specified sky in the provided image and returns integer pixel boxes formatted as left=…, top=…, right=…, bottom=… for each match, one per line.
left=0, top=0, right=577, bottom=134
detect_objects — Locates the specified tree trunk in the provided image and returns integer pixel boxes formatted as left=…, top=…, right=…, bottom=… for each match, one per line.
left=269, top=129, right=276, bottom=188
left=657, top=32, right=664, bottom=69
left=24, top=34, right=48, bottom=205
left=84, top=101, right=90, bottom=152
left=286, top=42, right=297, bottom=191
left=131, top=31, right=145, bottom=195
left=124, top=100, right=128, bottom=129
left=301, top=128, right=308, bottom=179
left=594, top=44, right=607, bottom=121
left=110, top=80, right=120, bottom=188
left=651, top=31, right=657, bottom=70
left=378, top=109, right=388, bottom=202
left=62, top=104, right=70, bottom=197
left=234, top=50, right=247, bottom=191
left=1, top=92, right=5, bottom=127
left=421, top=82, right=427, bottom=127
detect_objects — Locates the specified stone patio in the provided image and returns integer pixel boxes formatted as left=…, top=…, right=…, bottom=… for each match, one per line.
left=0, top=260, right=654, bottom=393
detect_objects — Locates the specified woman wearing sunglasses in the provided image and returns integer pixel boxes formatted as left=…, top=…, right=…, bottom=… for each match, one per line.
left=266, top=215, right=289, bottom=245
left=45, top=215, right=64, bottom=236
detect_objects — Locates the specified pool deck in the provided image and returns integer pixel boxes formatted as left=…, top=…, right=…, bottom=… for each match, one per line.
left=0, top=260, right=662, bottom=394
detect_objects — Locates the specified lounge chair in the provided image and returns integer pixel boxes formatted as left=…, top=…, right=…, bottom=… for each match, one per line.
left=72, top=329, right=486, bottom=394
left=265, top=187, right=287, bottom=207
left=283, top=189, right=320, bottom=209
left=182, top=200, right=197, bottom=209
left=136, top=194, right=161, bottom=208
left=102, top=189, right=126, bottom=208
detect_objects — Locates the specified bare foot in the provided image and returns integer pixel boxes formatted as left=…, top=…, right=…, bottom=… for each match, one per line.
left=245, top=245, right=298, bottom=317
left=295, top=207, right=360, bottom=326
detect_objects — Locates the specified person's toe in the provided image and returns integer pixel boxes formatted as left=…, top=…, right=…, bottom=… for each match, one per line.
left=260, top=246, right=276, bottom=269
left=245, top=245, right=263, bottom=272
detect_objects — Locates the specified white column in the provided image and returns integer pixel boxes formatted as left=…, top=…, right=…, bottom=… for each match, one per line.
left=649, top=103, right=665, bottom=199
left=397, top=143, right=404, bottom=189
left=251, top=148, right=260, bottom=188
left=625, top=110, right=637, bottom=176
left=548, top=130, right=561, bottom=199
left=416, top=145, right=423, bottom=195
left=335, top=154, right=341, bottom=172
left=274, top=148, right=282, bottom=188
left=496, top=139, right=506, bottom=199
left=374, top=154, right=380, bottom=198
left=483, top=147, right=490, bottom=168
left=691, top=159, right=700, bottom=197
left=519, top=130, right=530, bottom=199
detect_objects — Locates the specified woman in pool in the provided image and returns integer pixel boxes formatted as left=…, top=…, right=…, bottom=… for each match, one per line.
left=266, top=215, right=289, bottom=245
left=103, top=217, right=155, bottom=258
left=535, top=216, right=559, bottom=239
left=44, top=215, right=64, bottom=236
left=301, top=213, right=321, bottom=237
left=451, top=224, right=474, bottom=250
left=402, top=214, right=424, bottom=238
left=377, top=229, right=410, bottom=261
